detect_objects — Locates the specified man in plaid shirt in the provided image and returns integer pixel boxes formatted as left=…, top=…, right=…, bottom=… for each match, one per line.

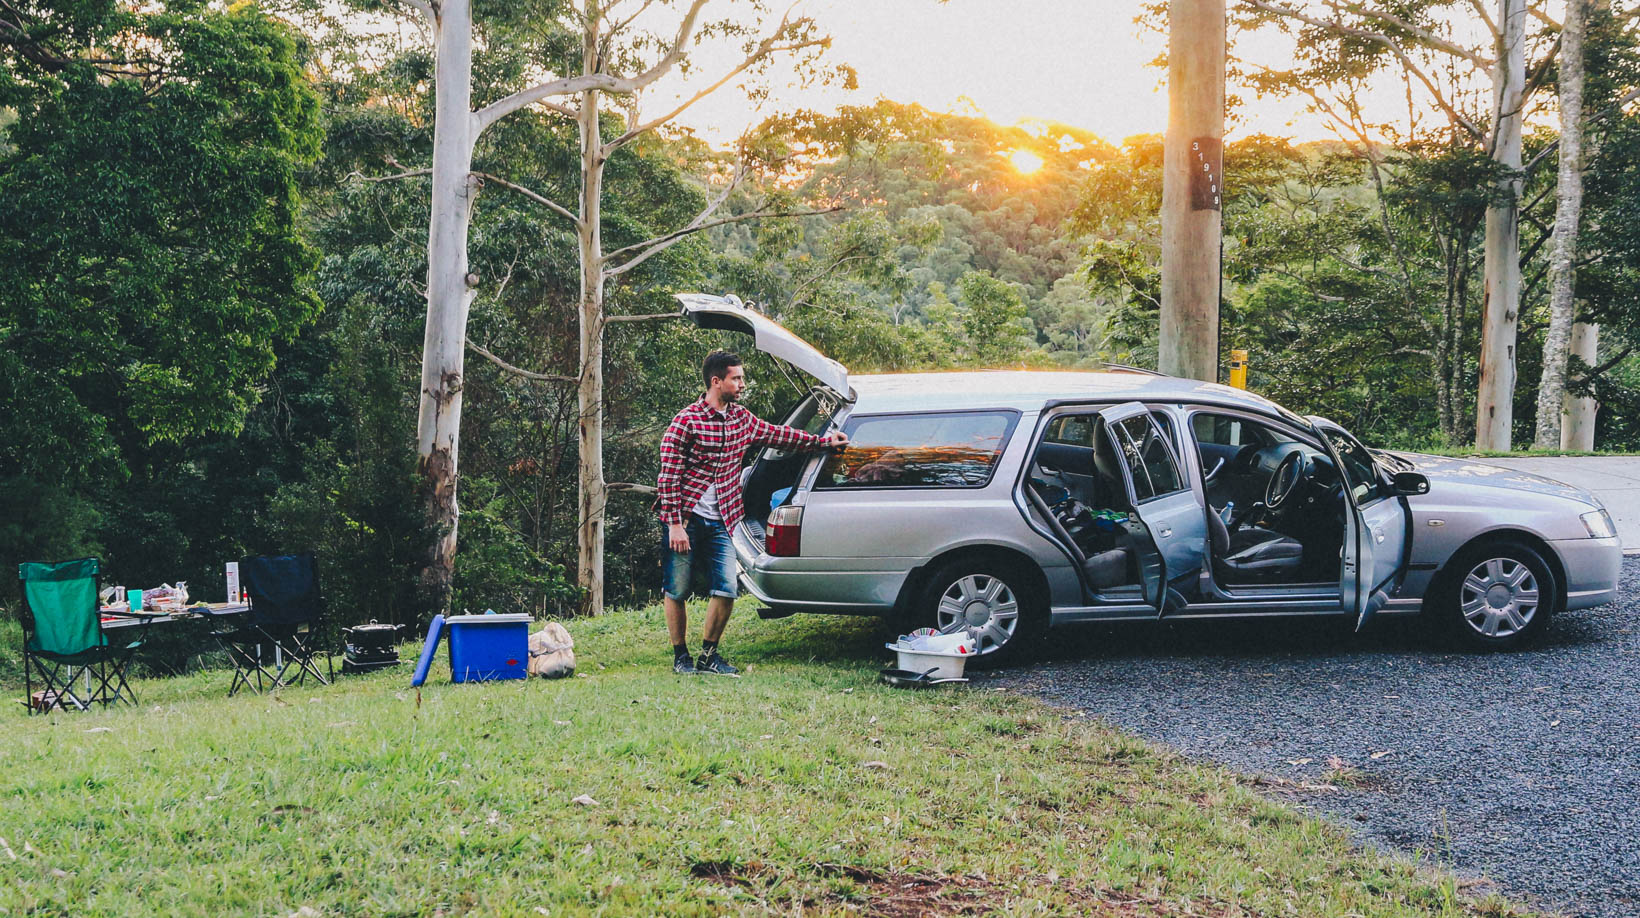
left=657, top=349, right=848, bottom=675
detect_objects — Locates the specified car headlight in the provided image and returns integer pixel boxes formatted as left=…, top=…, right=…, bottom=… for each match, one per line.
left=1581, top=509, right=1617, bottom=539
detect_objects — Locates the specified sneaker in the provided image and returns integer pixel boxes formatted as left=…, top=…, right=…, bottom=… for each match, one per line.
left=673, top=654, right=699, bottom=675
left=696, top=650, right=740, bottom=677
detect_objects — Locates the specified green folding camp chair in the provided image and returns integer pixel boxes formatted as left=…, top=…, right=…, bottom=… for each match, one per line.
left=19, top=558, right=152, bottom=713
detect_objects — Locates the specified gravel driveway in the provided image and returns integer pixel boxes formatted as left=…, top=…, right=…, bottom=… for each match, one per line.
left=995, top=559, right=1640, bottom=918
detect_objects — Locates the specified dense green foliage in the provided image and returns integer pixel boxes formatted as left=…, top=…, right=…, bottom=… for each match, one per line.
left=4, top=4, right=1638, bottom=643
left=0, top=0, right=325, bottom=604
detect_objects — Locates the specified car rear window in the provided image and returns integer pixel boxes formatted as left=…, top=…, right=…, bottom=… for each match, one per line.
left=816, top=410, right=1019, bottom=489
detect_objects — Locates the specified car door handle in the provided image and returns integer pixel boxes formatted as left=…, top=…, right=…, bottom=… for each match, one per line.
left=1158, top=527, right=1173, bottom=538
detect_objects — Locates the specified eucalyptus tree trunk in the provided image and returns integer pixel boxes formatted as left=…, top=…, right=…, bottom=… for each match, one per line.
left=1475, top=0, right=1527, bottom=451
left=575, top=6, right=608, bottom=616
left=1534, top=0, right=1587, bottom=449
left=416, top=0, right=479, bottom=608
left=1562, top=321, right=1600, bottom=449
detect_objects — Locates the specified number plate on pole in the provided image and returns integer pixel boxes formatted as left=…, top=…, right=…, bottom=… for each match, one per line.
left=1190, top=137, right=1222, bottom=211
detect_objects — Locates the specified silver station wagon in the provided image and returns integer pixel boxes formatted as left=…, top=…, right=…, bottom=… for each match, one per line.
left=679, top=294, right=1625, bottom=664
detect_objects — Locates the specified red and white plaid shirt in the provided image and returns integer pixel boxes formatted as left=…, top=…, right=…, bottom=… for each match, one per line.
left=656, top=397, right=823, bottom=531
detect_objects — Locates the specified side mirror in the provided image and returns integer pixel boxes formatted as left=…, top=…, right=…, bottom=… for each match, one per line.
left=1391, top=471, right=1430, bottom=496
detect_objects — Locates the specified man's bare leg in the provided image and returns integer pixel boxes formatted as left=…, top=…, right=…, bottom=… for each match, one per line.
left=664, top=596, right=689, bottom=647
left=701, top=595, right=733, bottom=644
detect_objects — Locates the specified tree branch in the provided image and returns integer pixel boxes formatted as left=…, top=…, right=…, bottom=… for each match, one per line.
left=603, top=5, right=824, bottom=153
left=474, top=0, right=709, bottom=131
left=393, top=0, right=435, bottom=24
left=1573, top=344, right=1637, bottom=383
left=605, top=312, right=681, bottom=323
left=602, top=158, right=753, bottom=262
left=471, top=171, right=580, bottom=226
left=603, top=0, right=660, bottom=50
left=1241, top=0, right=1487, bottom=140
left=475, top=75, right=612, bottom=131
left=1524, top=85, right=1640, bottom=173
left=351, top=167, right=432, bottom=183
left=603, top=206, right=843, bottom=279
left=468, top=341, right=576, bottom=383
left=608, top=482, right=658, bottom=496
left=1326, top=0, right=1491, bottom=69
left=1464, top=0, right=1499, bottom=39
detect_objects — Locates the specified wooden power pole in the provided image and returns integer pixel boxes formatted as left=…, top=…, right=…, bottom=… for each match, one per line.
left=1160, top=0, right=1225, bottom=382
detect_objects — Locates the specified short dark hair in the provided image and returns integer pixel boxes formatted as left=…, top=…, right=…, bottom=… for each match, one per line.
left=703, top=349, right=742, bottom=388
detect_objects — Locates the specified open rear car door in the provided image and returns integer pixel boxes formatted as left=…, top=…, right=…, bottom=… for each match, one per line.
left=676, top=294, right=851, bottom=400
left=1097, top=402, right=1173, bottom=616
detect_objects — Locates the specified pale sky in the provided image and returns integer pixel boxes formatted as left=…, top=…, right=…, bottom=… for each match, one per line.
left=660, top=0, right=1341, bottom=148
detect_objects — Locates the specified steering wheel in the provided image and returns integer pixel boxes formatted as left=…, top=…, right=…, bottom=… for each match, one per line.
left=1265, top=448, right=1308, bottom=509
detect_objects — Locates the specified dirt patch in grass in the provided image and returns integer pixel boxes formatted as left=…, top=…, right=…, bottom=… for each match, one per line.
left=693, top=861, right=1244, bottom=918
left=822, top=867, right=1244, bottom=918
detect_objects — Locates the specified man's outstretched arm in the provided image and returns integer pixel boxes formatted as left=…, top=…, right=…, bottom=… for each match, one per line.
left=749, top=416, right=848, bottom=451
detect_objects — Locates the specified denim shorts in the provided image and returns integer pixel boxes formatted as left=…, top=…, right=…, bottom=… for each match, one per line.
left=662, top=515, right=737, bottom=600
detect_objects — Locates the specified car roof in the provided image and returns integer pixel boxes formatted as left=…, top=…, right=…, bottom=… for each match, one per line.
left=846, top=370, right=1292, bottom=417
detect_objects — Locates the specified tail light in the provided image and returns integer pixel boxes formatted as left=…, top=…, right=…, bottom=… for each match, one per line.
left=766, top=505, right=803, bottom=557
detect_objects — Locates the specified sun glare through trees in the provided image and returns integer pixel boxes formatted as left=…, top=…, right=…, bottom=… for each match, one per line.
left=1008, top=149, right=1045, bottom=174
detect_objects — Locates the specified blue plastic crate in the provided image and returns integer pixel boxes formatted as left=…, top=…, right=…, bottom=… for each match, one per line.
left=445, top=613, right=531, bottom=682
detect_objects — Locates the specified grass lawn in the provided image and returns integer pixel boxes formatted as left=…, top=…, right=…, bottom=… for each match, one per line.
left=0, top=602, right=1527, bottom=917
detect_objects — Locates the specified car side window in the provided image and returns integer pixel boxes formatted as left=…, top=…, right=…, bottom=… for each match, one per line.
left=1192, top=413, right=1266, bottom=449
left=816, top=411, right=1018, bottom=489
left=1322, top=427, right=1386, bottom=505
left=1112, top=413, right=1185, bottom=500
left=1044, top=414, right=1096, bottom=446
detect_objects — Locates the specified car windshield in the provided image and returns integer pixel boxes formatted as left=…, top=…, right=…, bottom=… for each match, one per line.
left=1372, top=448, right=1416, bottom=471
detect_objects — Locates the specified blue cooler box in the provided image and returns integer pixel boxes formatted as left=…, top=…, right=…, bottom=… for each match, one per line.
left=445, top=613, right=531, bottom=682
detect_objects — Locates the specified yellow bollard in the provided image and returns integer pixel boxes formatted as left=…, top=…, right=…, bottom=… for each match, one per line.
left=1228, top=349, right=1248, bottom=389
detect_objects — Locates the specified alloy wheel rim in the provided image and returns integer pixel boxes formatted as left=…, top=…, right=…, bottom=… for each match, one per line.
left=1459, top=557, right=1539, bottom=638
left=935, top=574, right=1019, bottom=654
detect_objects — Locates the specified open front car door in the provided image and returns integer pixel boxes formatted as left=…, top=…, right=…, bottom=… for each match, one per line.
left=1310, top=417, right=1409, bottom=631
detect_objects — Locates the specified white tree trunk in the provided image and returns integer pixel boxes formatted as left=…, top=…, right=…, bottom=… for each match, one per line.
left=1159, top=0, right=1225, bottom=382
left=1562, top=321, right=1600, bottom=449
left=1534, top=0, right=1587, bottom=449
left=575, top=10, right=608, bottom=616
left=1475, top=0, right=1527, bottom=451
left=416, top=0, right=479, bottom=607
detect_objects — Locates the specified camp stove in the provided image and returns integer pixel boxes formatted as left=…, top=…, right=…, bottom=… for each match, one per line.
left=342, top=620, right=405, bottom=674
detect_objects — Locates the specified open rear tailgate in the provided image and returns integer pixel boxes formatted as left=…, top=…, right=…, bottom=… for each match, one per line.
left=675, top=293, right=850, bottom=398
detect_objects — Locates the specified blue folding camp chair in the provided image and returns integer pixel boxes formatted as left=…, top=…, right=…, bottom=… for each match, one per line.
left=211, top=553, right=333, bottom=695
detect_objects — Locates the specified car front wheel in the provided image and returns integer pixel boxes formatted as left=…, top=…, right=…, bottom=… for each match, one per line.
left=918, top=558, right=1046, bottom=668
left=1431, top=540, right=1558, bottom=651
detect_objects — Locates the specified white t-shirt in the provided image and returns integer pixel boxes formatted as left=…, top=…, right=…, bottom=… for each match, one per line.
left=692, top=484, right=723, bottom=521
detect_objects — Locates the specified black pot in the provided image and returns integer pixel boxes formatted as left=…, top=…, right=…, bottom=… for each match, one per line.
left=342, top=620, right=404, bottom=652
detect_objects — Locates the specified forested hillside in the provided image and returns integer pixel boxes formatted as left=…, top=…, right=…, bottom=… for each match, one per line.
left=4, top=0, right=1637, bottom=627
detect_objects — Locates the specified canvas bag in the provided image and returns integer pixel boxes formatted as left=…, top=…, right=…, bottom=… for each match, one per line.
left=527, top=621, right=575, bottom=678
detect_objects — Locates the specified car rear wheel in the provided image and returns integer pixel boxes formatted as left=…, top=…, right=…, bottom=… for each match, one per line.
left=1430, top=540, right=1558, bottom=651
left=918, top=558, right=1046, bottom=669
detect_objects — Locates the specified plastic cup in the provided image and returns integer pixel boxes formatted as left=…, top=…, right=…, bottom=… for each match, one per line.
left=127, top=588, right=144, bottom=612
